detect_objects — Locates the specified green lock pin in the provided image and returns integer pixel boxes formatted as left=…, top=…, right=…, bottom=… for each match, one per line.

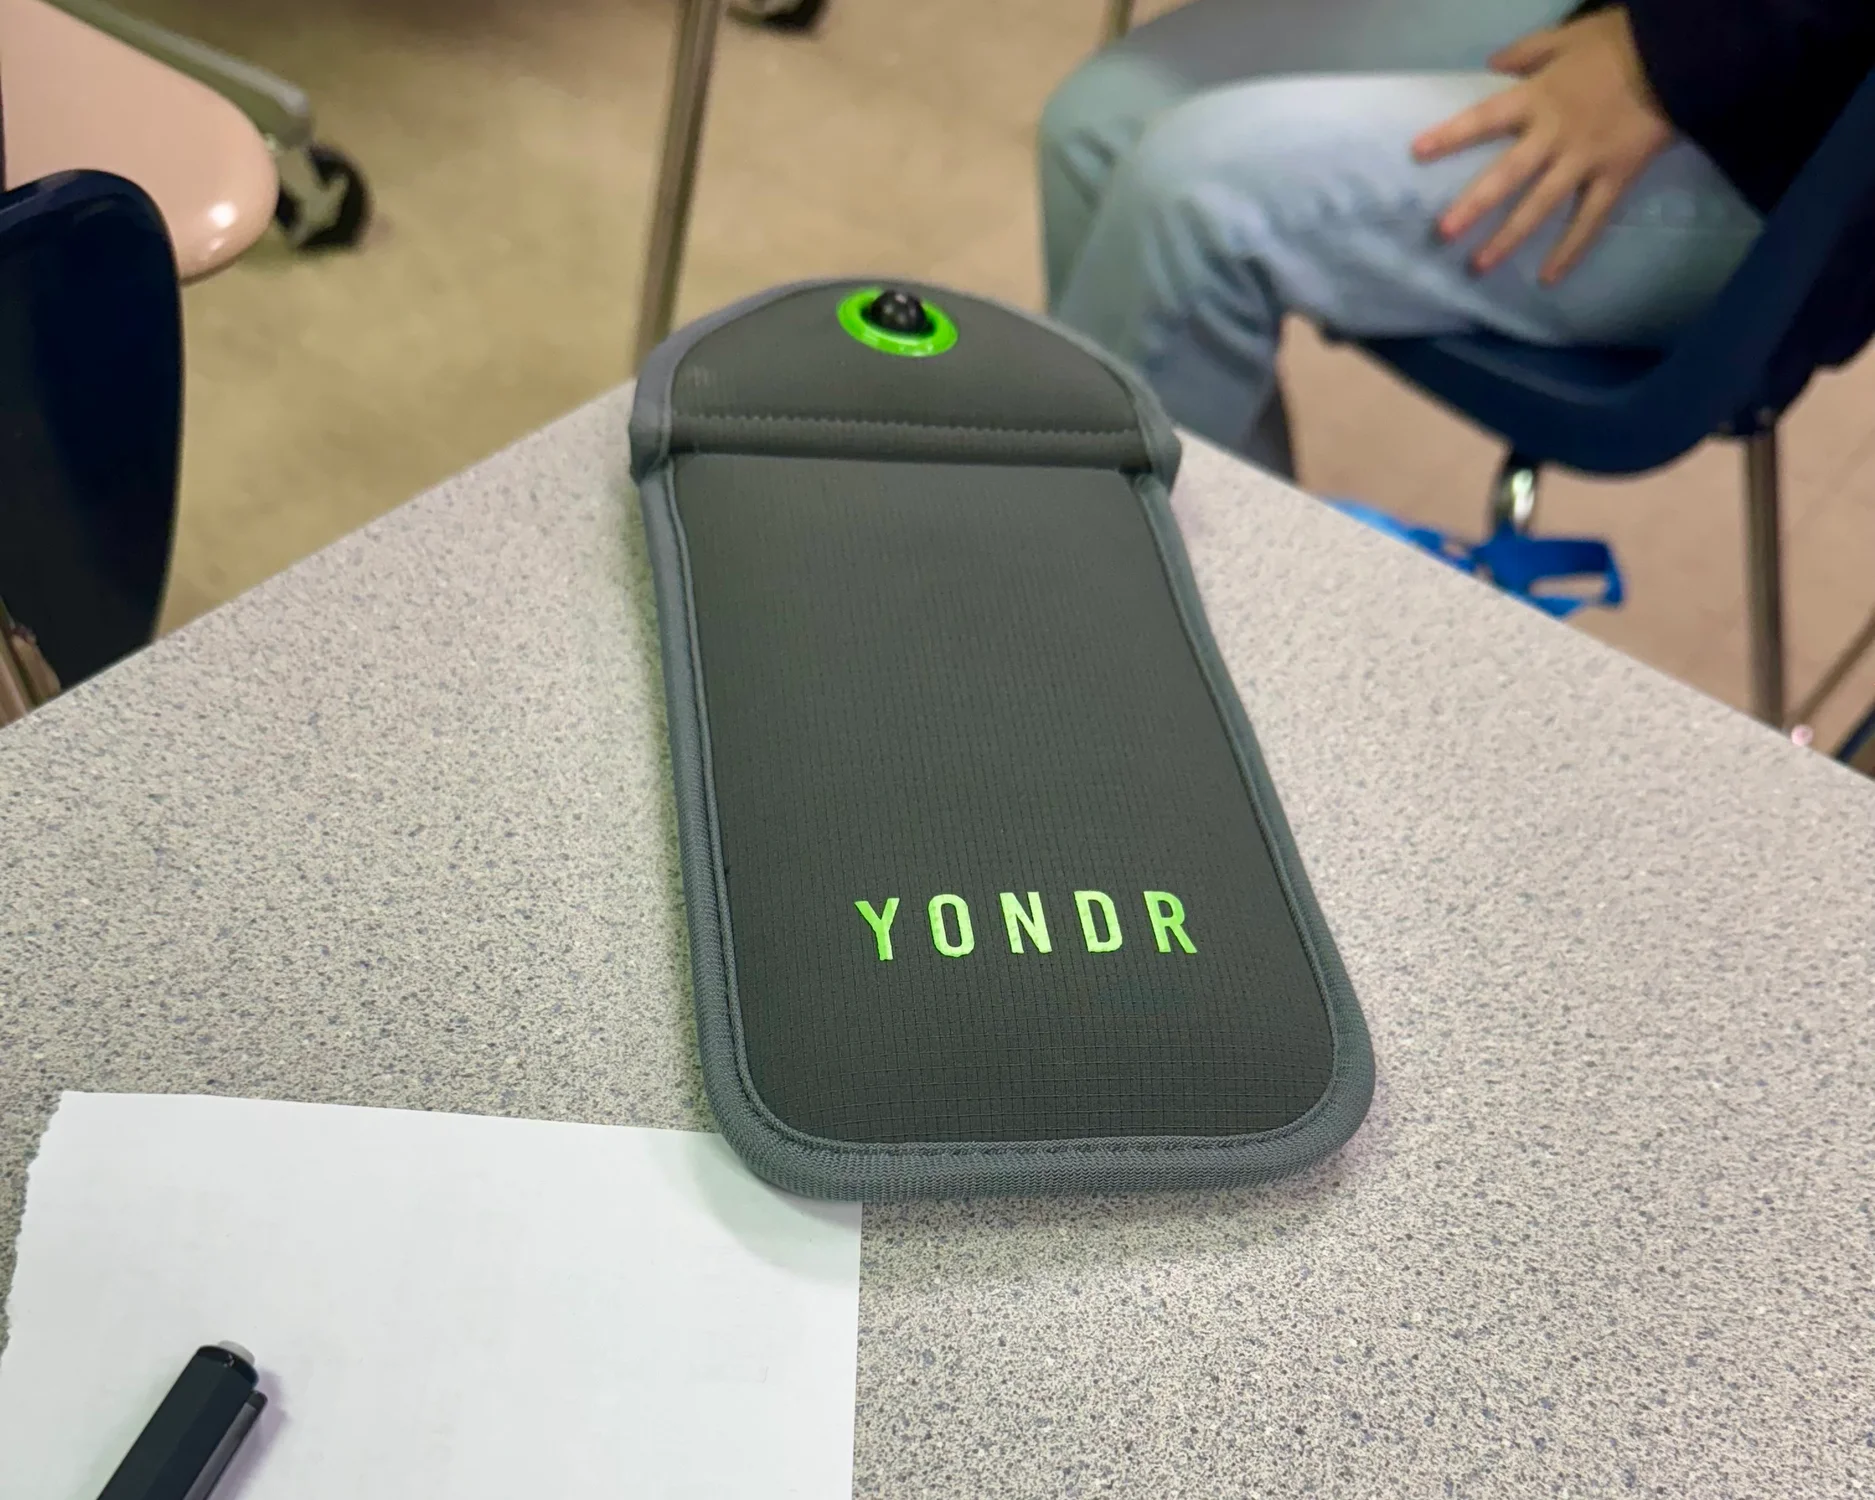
left=837, top=286, right=959, bottom=357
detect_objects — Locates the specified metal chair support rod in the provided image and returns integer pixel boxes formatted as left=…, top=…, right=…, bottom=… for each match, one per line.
left=1742, top=429, right=1787, bottom=728
left=634, top=0, right=726, bottom=368
left=1790, top=599, right=1875, bottom=730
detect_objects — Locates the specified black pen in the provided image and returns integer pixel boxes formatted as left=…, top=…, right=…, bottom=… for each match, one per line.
left=97, top=1342, right=266, bottom=1500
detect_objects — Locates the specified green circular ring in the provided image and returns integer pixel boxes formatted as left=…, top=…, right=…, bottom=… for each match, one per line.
left=836, top=288, right=959, bottom=357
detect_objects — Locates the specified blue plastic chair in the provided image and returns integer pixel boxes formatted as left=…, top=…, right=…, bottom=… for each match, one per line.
left=0, top=170, right=182, bottom=691
left=1355, top=66, right=1875, bottom=730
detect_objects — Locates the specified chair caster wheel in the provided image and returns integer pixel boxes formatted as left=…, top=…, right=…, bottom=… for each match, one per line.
left=729, top=0, right=827, bottom=32
left=274, top=143, right=372, bottom=252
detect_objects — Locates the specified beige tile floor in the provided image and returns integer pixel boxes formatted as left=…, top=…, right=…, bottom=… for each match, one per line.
left=139, top=0, right=1875, bottom=748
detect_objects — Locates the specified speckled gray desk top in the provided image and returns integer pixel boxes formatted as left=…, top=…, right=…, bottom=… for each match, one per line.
left=4, top=389, right=1873, bottom=1497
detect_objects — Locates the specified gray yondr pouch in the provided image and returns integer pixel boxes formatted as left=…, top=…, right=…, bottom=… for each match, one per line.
left=630, top=279, right=1373, bottom=1200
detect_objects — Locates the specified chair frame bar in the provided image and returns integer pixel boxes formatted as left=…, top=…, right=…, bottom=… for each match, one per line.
left=1742, top=430, right=1786, bottom=728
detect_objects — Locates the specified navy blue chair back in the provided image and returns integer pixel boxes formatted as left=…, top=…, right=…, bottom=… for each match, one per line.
left=0, top=171, right=182, bottom=689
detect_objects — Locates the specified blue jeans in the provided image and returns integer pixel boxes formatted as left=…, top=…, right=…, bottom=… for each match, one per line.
left=1038, top=0, right=1761, bottom=476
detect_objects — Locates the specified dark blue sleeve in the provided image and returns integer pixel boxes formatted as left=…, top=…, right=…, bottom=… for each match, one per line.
left=1616, top=0, right=1875, bottom=209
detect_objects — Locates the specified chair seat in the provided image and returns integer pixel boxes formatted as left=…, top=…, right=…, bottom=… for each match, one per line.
left=1356, top=333, right=1709, bottom=476
left=0, top=173, right=181, bottom=687
left=1363, top=333, right=1660, bottom=407
left=0, top=0, right=277, bottom=280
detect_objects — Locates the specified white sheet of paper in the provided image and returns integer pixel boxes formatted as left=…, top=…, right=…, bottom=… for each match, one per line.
left=0, top=1093, right=862, bottom=1500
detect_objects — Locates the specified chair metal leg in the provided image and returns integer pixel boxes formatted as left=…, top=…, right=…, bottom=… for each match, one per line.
left=48, top=0, right=314, bottom=150
left=1840, top=700, right=1875, bottom=775
left=1488, top=452, right=1541, bottom=536
left=1742, top=428, right=1787, bottom=728
left=634, top=0, right=1131, bottom=364
left=1790, top=599, right=1875, bottom=732
left=634, top=0, right=727, bottom=368
left=51, top=0, right=373, bottom=252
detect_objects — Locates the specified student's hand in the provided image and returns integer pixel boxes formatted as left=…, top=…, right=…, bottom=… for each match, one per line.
left=1412, top=7, right=1672, bottom=282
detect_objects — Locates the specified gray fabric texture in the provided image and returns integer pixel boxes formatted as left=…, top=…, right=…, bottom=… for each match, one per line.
left=668, top=280, right=1146, bottom=456
left=630, top=279, right=1373, bottom=1199
left=630, top=280, right=1181, bottom=483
